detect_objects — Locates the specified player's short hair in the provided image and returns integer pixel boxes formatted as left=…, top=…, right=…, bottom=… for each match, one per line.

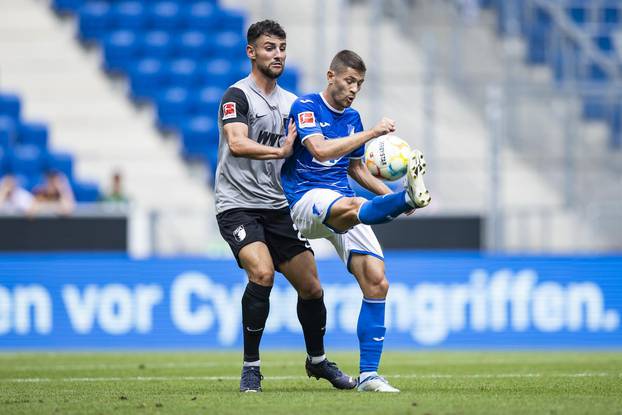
left=329, top=50, right=367, bottom=74
left=247, top=20, right=286, bottom=45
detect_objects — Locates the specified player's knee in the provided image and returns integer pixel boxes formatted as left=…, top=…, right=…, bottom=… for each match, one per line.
left=247, top=266, right=275, bottom=286
left=298, top=278, right=323, bottom=300
left=365, top=274, right=389, bottom=298
left=342, top=198, right=364, bottom=222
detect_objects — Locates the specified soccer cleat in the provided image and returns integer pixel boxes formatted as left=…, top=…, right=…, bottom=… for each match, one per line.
left=405, top=149, right=431, bottom=208
left=356, top=375, right=400, bottom=393
left=239, top=366, right=263, bottom=392
left=305, top=358, right=357, bottom=390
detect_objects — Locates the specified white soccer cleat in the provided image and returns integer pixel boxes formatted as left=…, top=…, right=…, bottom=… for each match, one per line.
left=356, top=375, right=400, bottom=393
left=405, top=149, right=431, bottom=208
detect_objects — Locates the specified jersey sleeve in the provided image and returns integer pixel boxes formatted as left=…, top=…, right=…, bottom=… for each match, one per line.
left=290, top=98, right=323, bottom=143
left=220, top=87, right=249, bottom=125
left=349, top=114, right=365, bottom=159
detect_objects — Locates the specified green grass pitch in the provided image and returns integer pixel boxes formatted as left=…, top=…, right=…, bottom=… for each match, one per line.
left=1, top=351, right=621, bottom=414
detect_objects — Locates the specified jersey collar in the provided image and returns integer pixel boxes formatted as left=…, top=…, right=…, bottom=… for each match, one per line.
left=320, top=91, right=345, bottom=114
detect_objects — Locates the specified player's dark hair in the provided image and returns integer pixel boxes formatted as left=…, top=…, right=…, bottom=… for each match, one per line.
left=247, top=20, right=286, bottom=45
left=330, top=50, right=367, bottom=74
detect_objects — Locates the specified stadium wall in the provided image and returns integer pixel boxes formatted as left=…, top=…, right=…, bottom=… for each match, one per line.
left=0, top=253, right=620, bottom=350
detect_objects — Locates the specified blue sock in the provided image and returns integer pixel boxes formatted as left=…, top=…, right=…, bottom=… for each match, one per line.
left=357, top=191, right=411, bottom=225
left=357, top=297, right=386, bottom=373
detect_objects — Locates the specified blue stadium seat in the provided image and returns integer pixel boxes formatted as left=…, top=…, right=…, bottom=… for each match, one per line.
left=0, top=116, right=17, bottom=149
left=111, top=1, right=147, bottom=32
left=148, top=2, right=182, bottom=31
left=167, top=59, right=200, bottom=88
left=103, top=30, right=139, bottom=74
left=280, top=67, right=300, bottom=95
left=78, top=1, right=111, bottom=43
left=601, top=4, right=620, bottom=24
left=194, top=87, right=224, bottom=118
left=181, top=116, right=218, bottom=160
left=139, top=31, right=173, bottom=60
left=9, top=145, right=44, bottom=177
left=594, top=35, right=614, bottom=54
left=183, top=2, right=219, bottom=31
left=211, top=31, right=246, bottom=61
left=200, top=59, right=239, bottom=89
left=19, top=122, right=49, bottom=151
left=0, top=93, right=21, bottom=121
left=52, top=0, right=84, bottom=15
left=156, top=87, right=193, bottom=131
left=174, top=31, right=210, bottom=60
left=73, top=180, right=101, bottom=202
left=525, top=6, right=552, bottom=65
left=581, top=63, right=610, bottom=120
left=567, top=6, right=587, bottom=26
left=46, top=152, right=74, bottom=181
left=128, top=59, right=167, bottom=101
left=216, top=9, right=245, bottom=32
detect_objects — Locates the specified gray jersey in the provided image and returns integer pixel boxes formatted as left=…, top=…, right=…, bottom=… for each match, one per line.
left=214, top=76, right=297, bottom=214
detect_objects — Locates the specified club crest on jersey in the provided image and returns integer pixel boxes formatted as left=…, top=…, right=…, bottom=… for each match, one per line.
left=233, top=225, right=246, bottom=242
left=222, top=102, right=237, bottom=120
left=298, top=111, right=316, bottom=128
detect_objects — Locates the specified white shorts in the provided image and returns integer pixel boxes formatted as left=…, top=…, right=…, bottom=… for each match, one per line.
left=290, top=188, right=384, bottom=269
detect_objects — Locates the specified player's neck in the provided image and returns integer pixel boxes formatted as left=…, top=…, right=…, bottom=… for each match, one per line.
left=250, top=70, right=277, bottom=96
left=321, top=90, right=345, bottom=112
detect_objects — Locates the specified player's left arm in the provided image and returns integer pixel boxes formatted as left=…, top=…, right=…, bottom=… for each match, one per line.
left=348, top=158, right=392, bottom=195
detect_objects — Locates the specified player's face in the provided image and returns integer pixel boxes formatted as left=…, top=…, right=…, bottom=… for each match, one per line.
left=327, top=67, right=365, bottom=110
left=248, top=34, right=287, bottom=80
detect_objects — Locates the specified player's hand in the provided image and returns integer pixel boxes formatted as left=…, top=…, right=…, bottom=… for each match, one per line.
left=280, top=120, right=296, bottom=158
left=372, top=117, right=396, bottom=138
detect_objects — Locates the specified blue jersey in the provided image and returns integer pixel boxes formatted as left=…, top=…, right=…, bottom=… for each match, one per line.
left=281, top=93, right=364, bottom=207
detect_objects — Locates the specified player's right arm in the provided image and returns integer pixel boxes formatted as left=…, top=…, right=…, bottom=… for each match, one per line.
left=221, top=87, right=295, bottom=160
left=292, top=99, right=395, bottom=162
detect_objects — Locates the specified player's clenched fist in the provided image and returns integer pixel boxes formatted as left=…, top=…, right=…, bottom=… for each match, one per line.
left=372, top=117, right=396, bottom=137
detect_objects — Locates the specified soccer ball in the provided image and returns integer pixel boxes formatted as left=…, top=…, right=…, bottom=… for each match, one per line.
left=364, top=135, right=411, bottom=181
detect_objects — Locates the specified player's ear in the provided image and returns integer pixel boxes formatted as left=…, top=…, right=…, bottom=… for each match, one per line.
left=246, top=44, right=256, bottom=60
left=327, top=70, right=335, bottom=85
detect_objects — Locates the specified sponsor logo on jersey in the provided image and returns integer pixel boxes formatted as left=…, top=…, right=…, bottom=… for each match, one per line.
left=298, top=111, right=316, bottom=128
left=256, top=130, right=282, bottom=147
left=233, top=225, right=246, bottom=242
left=222, top=102, right=237, bottom=120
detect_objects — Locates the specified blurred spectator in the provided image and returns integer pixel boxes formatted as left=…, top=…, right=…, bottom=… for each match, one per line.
left=33, top=170, right=76, bottom=215
left=101, top=171, right=129, bottom=204
left=0, top=174, right=35, bottom=214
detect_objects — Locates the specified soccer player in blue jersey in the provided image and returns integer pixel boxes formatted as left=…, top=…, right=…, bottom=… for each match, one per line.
left=281, top=50, right=431, bottom=392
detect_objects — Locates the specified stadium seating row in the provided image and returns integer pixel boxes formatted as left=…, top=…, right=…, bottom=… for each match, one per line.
left=0, top=93, right=100, bottom=202
left=52, top=0, right=301, bottom=183
left=489, top=0, right=622, bottom=148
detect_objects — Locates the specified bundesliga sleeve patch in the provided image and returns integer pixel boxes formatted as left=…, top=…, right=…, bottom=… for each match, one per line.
left=222, top=102, right=237, bottom=120
left=298, top=111, right=316, bottom=128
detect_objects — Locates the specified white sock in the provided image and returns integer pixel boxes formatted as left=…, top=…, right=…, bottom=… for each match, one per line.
left=359, top=371, right=377, bottom=382
left=404, top=191, right=415, bottom=208
left=243, top=360, right=260, bottom=367
left=309, top=354, right=326, bottom=364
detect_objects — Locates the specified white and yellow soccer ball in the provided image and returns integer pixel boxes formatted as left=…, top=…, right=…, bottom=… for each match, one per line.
left=364, top=135, right=411, bottom=181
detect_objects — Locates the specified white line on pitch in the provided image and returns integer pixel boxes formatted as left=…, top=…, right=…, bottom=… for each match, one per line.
left=1, top=373, right=620, bottom=383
